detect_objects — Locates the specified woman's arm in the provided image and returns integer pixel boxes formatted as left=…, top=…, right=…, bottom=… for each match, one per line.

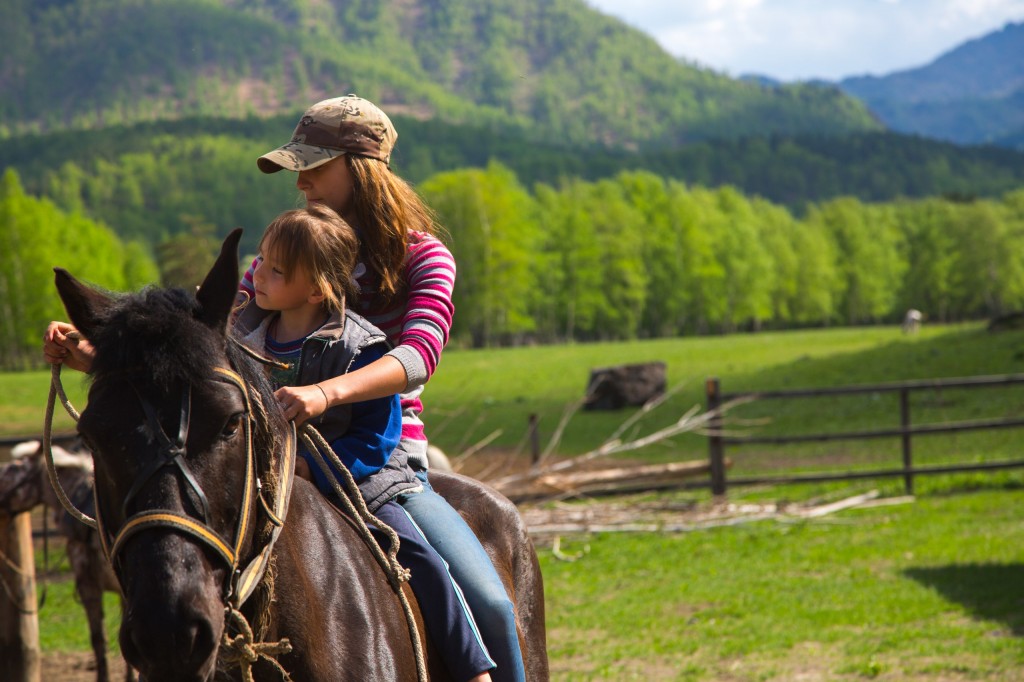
left=320, top=234, right=456, bottom=407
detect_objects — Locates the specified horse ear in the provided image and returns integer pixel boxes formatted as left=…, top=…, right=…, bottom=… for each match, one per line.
left=54, top=268, right=114, bottom=339
left=196, top=228, right=243, bottom=332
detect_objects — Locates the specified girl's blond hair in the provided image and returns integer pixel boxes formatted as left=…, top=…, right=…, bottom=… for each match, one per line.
left=346, top=155, right=441, bottom=303
left=257, top=205, right=359, bottom=315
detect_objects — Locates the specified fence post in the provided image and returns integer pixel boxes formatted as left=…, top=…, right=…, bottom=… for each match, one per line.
left=900, top=388, right=913, bottom=495
left=706, top=377, right=727, bottom=497
left=528, top=413, right=541, bottom=467
left=0, top=512, right=40, bottom=682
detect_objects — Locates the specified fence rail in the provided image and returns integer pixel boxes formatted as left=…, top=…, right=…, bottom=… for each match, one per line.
left=704, top=373, right=1024, bottom=496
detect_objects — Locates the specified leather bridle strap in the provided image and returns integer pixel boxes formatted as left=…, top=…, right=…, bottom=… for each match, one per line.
left=213, top=366, right=296, bottom=606
left=111, top=510, right=236, bottom=567
left=123, top=385, right=211, bottom=524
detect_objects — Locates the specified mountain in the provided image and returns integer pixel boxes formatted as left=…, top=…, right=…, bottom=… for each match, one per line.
left=0, top=0, right=880, bottom=149
left=839, top=21, right=1024, bottom=147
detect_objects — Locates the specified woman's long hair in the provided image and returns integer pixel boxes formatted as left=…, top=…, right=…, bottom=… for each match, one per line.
left=346, top=155, right=440, bottom=305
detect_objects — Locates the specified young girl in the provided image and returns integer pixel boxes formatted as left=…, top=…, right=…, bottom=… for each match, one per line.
left=234, top=205, right=494, bottom=682
left=245, top=95, right=526, bottom=682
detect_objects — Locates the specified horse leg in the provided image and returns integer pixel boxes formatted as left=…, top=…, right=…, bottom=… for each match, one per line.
left=68, top=538, right=111, bottom=682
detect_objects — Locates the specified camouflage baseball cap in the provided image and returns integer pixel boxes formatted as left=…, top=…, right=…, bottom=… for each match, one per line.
left=257, top=95, right=397, bottom=173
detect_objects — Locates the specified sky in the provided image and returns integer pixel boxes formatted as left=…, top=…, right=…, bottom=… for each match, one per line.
left=584, top=0, right=1024, bottom=81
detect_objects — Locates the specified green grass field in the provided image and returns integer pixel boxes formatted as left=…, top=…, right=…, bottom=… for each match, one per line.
left=5, top=321, right=1024, bottom=680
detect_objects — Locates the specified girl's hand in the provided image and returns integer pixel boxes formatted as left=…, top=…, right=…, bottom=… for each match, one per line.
left=43, top=321, right=95, bottom=373
left=274, top=383, right=330, bottom=424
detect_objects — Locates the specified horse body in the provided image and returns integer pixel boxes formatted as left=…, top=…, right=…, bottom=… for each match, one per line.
left=0, top=442, right=132, bottom=682
left=52, top=228, right=547, bottom=681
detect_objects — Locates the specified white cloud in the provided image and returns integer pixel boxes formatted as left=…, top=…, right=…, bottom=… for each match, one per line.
left=584, top=0, right=1024, bottom=80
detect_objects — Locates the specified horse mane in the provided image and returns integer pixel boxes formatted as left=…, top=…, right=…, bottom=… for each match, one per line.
left=88, top=286, right=218, bottom=388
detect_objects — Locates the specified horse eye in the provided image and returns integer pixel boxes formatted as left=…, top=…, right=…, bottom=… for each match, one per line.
left=221, top=413, right=245, bottom=439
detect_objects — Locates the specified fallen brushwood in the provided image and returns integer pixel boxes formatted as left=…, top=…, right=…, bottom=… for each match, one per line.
left=500, top=458, right=730, bottom=503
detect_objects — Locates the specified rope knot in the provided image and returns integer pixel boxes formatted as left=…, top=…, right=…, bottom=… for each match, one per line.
left=220, top=605, right=294, bottom=681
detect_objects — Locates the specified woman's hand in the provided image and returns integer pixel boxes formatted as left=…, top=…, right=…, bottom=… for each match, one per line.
left=42, top=321, right=95, bottom=373
left=274, top=384, right=330, bottom=424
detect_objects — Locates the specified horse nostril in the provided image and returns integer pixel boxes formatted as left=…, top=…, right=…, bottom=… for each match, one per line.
left=120, top=590, right=222, bottom=682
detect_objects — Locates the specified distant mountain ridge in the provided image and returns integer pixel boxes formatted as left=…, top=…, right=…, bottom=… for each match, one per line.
left=0, top=0, right=880, bottom=149
left=839, top=21, right=1024, bottom=146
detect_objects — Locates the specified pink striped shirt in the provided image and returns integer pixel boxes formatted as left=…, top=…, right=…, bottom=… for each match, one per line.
left=240, top=231, right=455, bottom=466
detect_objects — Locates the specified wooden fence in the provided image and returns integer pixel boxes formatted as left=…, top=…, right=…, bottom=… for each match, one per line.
left=705, top=373, right=1024, bottom=496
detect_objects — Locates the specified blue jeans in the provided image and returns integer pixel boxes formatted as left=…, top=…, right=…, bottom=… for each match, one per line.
left=398, top=471, right=527, bottom=682
left=373, top=500, right=494, bottom=681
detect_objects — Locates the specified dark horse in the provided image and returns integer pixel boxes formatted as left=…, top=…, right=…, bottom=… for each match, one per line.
left=51, top=228, right=547, bottom=682
left=0, top=441, right=134, bottom=682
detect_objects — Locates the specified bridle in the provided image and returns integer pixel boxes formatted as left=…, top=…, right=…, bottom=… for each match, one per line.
left=45, top=363, right=297, bottom=610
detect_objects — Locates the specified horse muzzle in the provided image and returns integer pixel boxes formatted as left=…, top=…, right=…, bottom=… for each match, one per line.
left=117, top=534, right=226, bottom=682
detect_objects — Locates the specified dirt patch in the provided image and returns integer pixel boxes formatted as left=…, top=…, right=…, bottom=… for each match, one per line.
left=42, top=650, right=131, bottom=682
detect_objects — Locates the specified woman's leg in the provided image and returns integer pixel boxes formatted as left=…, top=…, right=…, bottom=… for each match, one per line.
left=372, top=500, right=495, bottom=681
left=399, top=472, right=527, bottom=682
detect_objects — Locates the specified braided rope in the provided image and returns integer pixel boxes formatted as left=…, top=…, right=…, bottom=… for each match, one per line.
left=219, top=604, right=293, bottom=682
left=298, top=424, right=428, bottom=682
left=43, top=363, right=96, bottom=528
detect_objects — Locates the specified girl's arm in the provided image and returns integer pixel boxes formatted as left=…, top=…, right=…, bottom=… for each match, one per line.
left=289, top=347, right=402, bottom=492
left=275, top=355, right=407, bottom=422
left=300, top=391, right=402, bottom=493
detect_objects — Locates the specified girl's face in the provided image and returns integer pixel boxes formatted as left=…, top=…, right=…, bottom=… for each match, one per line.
left=296, top=156, right=355, bottom=218
left=251, top=245, right=319, bottom=312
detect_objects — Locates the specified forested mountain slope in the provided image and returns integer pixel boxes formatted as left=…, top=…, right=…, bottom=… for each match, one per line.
left=840, top=22, right=1024, bottom=146
left=0, top=0, right=880, bottom=148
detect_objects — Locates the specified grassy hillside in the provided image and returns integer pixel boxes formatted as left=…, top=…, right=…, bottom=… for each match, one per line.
left=0, top=0, right=879, bottom=147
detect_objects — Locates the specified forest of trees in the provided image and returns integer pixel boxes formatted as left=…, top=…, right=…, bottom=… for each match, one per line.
left=423, top=164, right=1024, bottom=347
left=3, top=161, right=1023, bottom=369
left=0, top=170, right=158, bottom=369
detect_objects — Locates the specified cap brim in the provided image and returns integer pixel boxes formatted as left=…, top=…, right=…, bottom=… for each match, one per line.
left=256, top=143, right=344, bottom=174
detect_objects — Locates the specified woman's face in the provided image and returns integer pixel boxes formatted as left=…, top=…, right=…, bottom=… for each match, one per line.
left=296, top=156, right=355, bottom=218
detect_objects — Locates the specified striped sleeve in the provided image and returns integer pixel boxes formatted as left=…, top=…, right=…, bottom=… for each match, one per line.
left=240, top=257, right=257, bottom=297
left=385, top=233, right=456, bottom=388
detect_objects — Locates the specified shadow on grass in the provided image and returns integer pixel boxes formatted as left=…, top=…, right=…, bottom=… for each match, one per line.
left=903, top=563, right=1024, bottom=635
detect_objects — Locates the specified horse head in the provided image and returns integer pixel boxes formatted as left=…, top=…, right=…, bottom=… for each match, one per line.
left=0, top=441, right=47, bottom=515
left=0, top=440, right=92, bottom=516
left=54, top=229, right=290, bottom=682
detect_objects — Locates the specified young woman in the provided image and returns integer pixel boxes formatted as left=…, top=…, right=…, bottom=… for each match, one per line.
left=244, top=95, right=526, bottom=682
